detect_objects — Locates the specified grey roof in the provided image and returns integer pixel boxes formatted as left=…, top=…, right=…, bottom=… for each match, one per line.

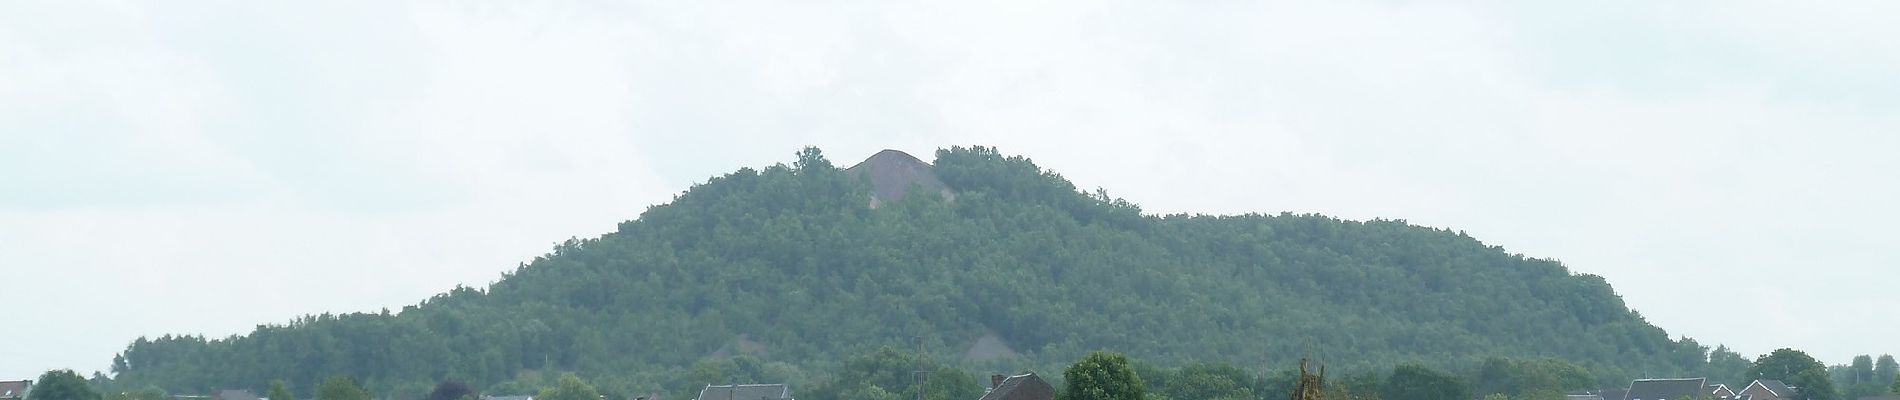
left=1626, top=378, right=1707, bottom=400
left=0, top=381, right=29, bottom=399
left=696, top=384, right=790, bottom=400
left=214, top=390, right=259, bottom=400
left=1568, top=395, right=1605, bottom=400
left=1757, top=381, right=1795, bottom=398
left=1597, top=388, right=1629, bottom=400
left=978, top=373, right=1055, bottom=400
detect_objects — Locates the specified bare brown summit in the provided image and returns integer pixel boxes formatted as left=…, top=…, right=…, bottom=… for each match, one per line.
left=844, top=149, right=955, bottom=209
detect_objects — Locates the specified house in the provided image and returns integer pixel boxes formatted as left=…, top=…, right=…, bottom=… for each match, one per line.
left=480, top=396, right=534, bottom=400
left=1708, top=384, right=1750, bottom=400
left=211, top=389, right=260, bottom=400
left=694, top=384, right=790, bottom=400
left=1708, top=385, right=1738, bottom=399
left=1625, top=378, right=1709, bottom=400
left=1568, top=395, right=1605, bottom=400
left=978, top=373, right=1054, bottom=400
left=1738, top=380, right=1797, bottom=400
left=0, top=380, right=30, bottom=400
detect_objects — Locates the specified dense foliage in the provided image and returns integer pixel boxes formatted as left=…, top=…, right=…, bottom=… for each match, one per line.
left=1381, top=365, right=1470, bottom=400
left=537, top=374, right=599, bottom=400
left=107, top=146, right=1724, bottom=398
left=268, top=381, right=294, bottom=400
left=1471, top=357, right=1595, bottom=400
left=426, top=381, right=473, bottom=400
left=1827, top=353, right=1897, bottom=400
left=1747, top=349, right=1835, bottom=400
left=1061, top=352, right=1144, bottom=400
left=315, top=377, right=371, bottom=400
left=31, top=370, right=101, bottom=400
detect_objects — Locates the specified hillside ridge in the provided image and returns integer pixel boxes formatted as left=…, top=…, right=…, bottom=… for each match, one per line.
left=105, top=146, right=1716, bottom=400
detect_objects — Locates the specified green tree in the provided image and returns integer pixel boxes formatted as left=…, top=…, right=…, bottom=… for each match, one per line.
left=487, top=381, right=533, bottom=396
left=794, top=147, right=833, bottom=173
left=29, top=370, right=100, bottom=400
left=1064, top=351, right=1146, bottom=400
left=839, top=384, right=901, bottom=400
left=1471, top=358, right=1586, bottom=400
left=267, top=381, right=294, bottom=400
left=1329, top=371, right=1385, bottom=400
left=1876, top=355, right=1897, bottom=386
left=315, top=376, right=371, bottom=400
left=1381, top=364, right=1470, bottom=400
left=1708, top=347, right=1752, bottom=387
left=1853, top=356, right=1875, bottom=385
left=537, top=374, right=600, bottom=400
left=918, top=367, right=983, bottom=400
left=1163, top=363, right=1255, bottom=400
left=1746, top=349, right=1836, bottom=400
left=1475, top=358, right=1514, bottom=398
left=429, top=381, right=476, bottom=400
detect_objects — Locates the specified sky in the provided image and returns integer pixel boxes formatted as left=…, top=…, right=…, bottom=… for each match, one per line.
left=2, top=0, right=1897, bottom=381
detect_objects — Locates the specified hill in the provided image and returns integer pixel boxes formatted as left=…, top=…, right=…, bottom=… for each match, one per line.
left=105, top=146, right=1720, bottom=399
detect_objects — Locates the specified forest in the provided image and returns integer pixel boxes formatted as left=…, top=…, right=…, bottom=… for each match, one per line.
left=93, top=146, right=1821, bottom=400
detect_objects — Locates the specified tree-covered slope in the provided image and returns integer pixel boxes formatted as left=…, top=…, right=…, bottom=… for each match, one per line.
left=108, top=146, right=1714, bottom=398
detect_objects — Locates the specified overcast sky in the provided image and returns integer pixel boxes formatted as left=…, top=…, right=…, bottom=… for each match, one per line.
left=3, top=0, right=1897, bottom=381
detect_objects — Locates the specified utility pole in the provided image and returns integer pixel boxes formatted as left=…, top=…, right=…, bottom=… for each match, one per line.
left=914, top=336, right=928, bottom=400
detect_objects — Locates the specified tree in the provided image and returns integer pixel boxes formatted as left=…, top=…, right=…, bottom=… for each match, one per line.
left=917, top=366, right=983, bottom=400
left=1475, top=358, right=1514, bottom=398
left=315, top=376, right=371, bottom=400
left=1853, top=356, right=1875, bottom=385
left=839, top=384, right=901, bottom=400
left=1474, top=357, right=1591, bottom=400
left=794, top=147, right=833, bottom=173
left=487, top=381, right=533, bottom=396
left=267, top=381, right=294, bottom=400
left=1876, top=355, right=1897, bottom=386
left=537, top=374, right=600, bottom=400
left=1063, top=351, right=1146, bottom=400
left=1843, top=356, right=1889, bottom=400
left=1163, top=363, right=1256, bottom=400
left=28, top=370, right=100, bottom=400
left=1708, top=347, right=1753, bottom=387
left=1746, top=349, right=1836, bottom=400
left=1381, top=364, right=1470, bottom=400
left=429, top=381, right=476, bottom=400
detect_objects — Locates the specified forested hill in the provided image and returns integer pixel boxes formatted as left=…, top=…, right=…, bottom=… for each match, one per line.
left=108, top=146, right=1718, bottom=398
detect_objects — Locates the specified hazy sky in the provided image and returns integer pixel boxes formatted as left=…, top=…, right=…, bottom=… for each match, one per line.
left=3, top=0, right=1897, bottom=381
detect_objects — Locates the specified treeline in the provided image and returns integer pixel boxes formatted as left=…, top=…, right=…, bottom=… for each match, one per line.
left=1829, top=354, right=1900, bottom=400
left=107, top=146, right=1734, bottom=398
left=30, top=349, right=1619, bottom=400
left=59, top=347, right=1899, bottom=400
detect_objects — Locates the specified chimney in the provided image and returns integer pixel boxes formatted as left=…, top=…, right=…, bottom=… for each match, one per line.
left=991, top=375, right=1006, bottom=389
